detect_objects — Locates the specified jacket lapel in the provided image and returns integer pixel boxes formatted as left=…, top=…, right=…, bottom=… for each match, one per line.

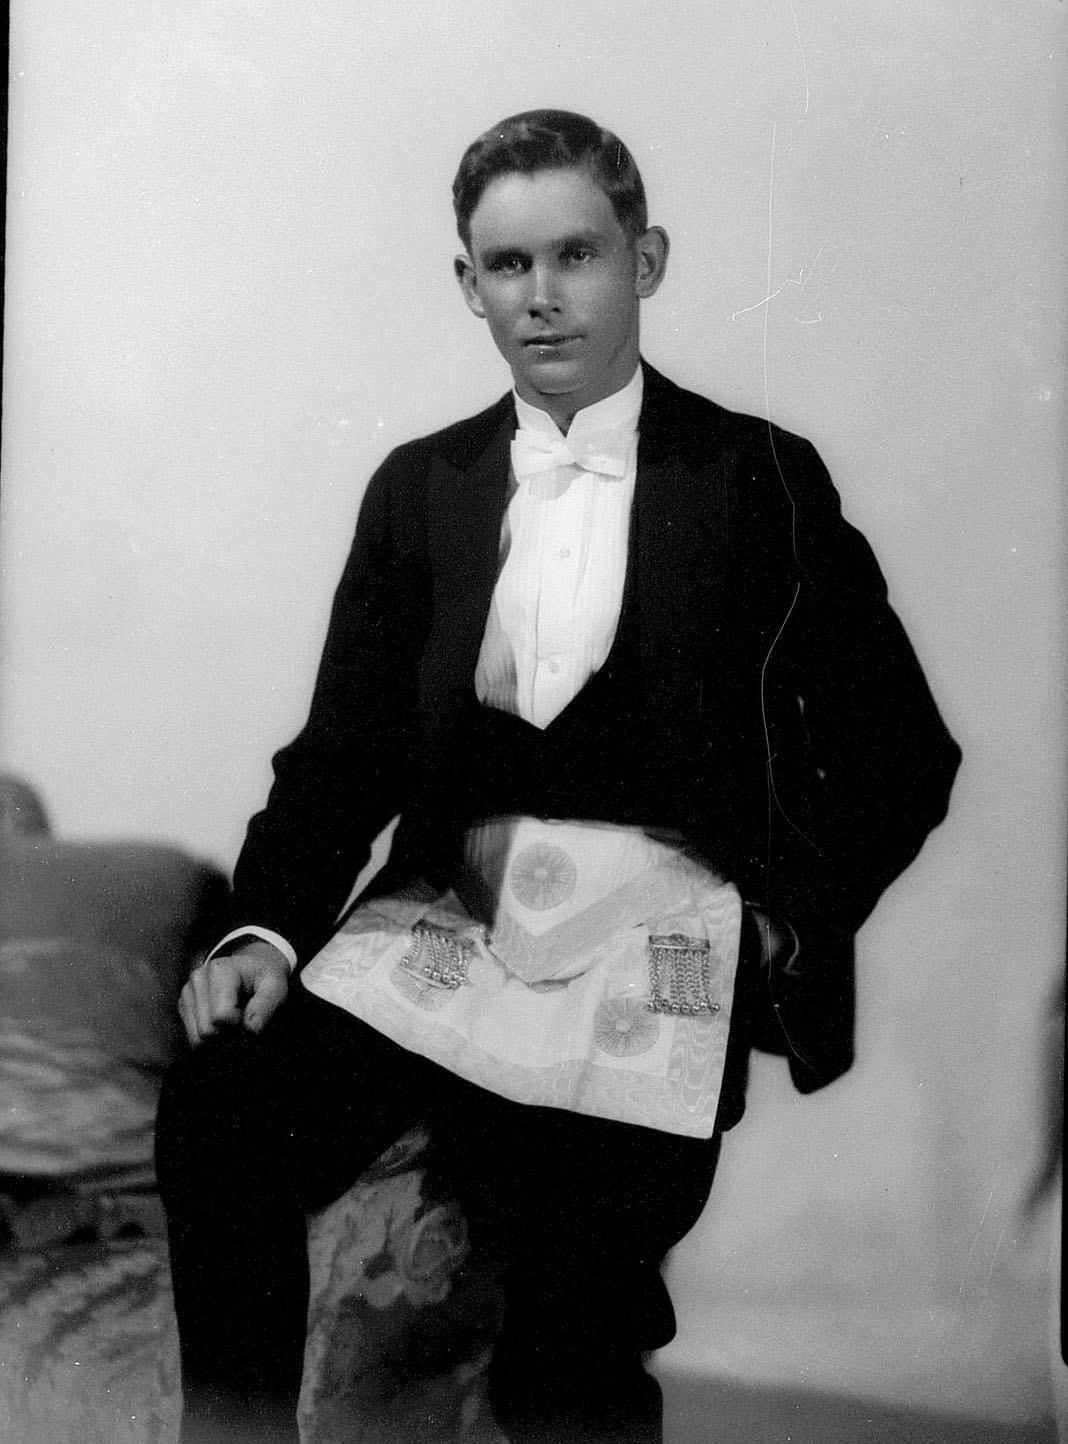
left=634, top=365, right=729, bottom=712
left=422, top=398, right=513, bottom=706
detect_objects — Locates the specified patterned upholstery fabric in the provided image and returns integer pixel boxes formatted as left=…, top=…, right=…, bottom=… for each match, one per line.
left=0, top=1234, right=180, bottom=1444
left=0, top=937, right=180, bottom=1190
left=0, top=829, right=504, bottom=1441
left=0, top=836, right=227, bottom=1191
left=301, top=1128, right=506, bottom=1444
left=0, top=1141, right=504, bottom=1444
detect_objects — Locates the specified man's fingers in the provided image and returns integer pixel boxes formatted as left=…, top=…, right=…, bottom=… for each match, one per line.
left=188, top=964, right=216, bottom=1040
left=242, top=966, right=289, bottom=1033
left=208, top=959, right=244, bottom=1027
left=178, top=985, right=200, bottom=1047
left=179, top=959, right=242, bottom=1045
left=179, top=968, right=213, bottom=1046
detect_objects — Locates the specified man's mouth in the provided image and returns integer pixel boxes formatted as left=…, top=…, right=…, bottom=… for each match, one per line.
left=523, top=334, right=580, bottom=348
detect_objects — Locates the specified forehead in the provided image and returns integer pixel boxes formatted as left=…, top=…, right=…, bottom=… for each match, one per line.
left=467, top=167, right=626, bottom=255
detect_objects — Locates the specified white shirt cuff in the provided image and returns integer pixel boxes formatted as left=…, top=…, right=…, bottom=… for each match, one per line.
left=206, top=927, right=298, bottom=972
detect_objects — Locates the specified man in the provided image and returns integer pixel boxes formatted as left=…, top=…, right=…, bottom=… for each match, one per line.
left=157, top=111, right=961, bottom=1443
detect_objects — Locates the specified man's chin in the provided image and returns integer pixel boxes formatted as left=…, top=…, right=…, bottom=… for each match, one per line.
left=514, top=358, right=585, bottom=400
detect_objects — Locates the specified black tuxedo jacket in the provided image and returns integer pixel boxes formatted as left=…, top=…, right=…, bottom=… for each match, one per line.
left=228, top=364, right=960, bottom=1094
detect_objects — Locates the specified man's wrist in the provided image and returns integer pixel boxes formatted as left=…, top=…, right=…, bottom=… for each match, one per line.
left=205, top=927, right=297, bottom=972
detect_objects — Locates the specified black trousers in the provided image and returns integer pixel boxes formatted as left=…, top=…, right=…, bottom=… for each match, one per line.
left=155, top=986, right=720, bottom=1444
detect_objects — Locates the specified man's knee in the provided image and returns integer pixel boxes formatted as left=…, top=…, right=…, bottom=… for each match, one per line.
left=155, top=1031, right=290, bottom=1207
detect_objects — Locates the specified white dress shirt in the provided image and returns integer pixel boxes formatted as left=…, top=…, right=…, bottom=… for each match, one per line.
left=475, top=367, right=642, bottom=728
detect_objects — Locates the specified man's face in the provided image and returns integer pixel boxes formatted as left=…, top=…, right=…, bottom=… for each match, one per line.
left=456, top=167, right=667, bottom=426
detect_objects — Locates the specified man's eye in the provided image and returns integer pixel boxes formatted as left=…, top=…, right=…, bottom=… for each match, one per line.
left=562, top=246, right=594, bottom=265
left=489, top=255, right=525, bottom=274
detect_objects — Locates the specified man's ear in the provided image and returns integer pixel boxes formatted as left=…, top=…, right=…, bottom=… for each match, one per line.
left=454, top=254, right=486, bottom=318
left=633, top=226, right=669, bottom=299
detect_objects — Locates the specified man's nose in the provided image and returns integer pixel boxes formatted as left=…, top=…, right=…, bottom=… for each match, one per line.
left=527, top=262, right=560, bottom=313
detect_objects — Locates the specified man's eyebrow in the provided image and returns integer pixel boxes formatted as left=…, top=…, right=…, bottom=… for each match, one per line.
left=477, top=228, right=611, bottom=264
left=557, top=229, right=608, bottom=248
left=478, top=243, right=529, bottom=265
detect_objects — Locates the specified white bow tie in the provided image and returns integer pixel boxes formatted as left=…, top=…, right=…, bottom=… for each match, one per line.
left=510, top=428, right=631, bottom=483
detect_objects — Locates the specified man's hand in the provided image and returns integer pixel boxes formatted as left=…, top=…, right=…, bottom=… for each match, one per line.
left=749, top=908, right=800, bottom=973
left=179, top=938, right=290, bottom=1046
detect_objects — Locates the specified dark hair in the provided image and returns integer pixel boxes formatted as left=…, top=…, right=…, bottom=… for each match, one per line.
left=452, top=110, right=647, bottom=251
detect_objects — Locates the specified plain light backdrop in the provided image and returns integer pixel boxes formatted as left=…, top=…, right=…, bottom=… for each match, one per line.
left=3, top=0, right=1065, bottom=1423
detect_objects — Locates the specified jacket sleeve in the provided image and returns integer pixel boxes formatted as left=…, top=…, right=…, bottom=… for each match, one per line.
left=225, top=447, right=433, bottom=964
left=726, top=431, right=961, bottom=1090
left=742, top=430, right=962, bottom=945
